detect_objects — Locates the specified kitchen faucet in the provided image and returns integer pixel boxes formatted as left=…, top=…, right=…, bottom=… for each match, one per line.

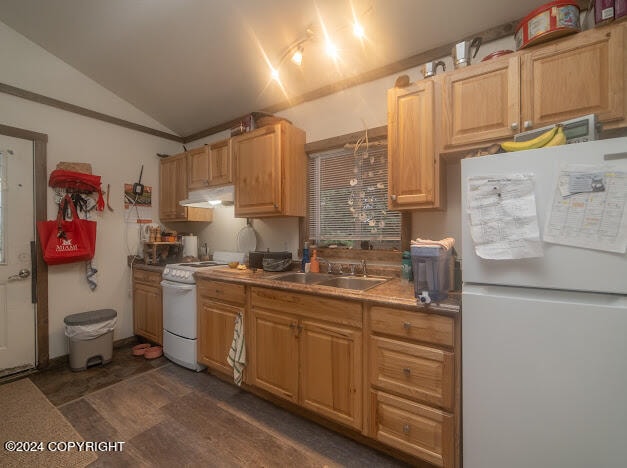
left=361, top=259, right=367, bottom=277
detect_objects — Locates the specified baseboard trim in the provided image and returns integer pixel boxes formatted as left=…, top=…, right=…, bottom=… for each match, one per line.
left=41, top=335, right=140, bottom=370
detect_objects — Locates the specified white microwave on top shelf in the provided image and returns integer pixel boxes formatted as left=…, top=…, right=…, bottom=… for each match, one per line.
left=514, top=114, right=598, bottom=144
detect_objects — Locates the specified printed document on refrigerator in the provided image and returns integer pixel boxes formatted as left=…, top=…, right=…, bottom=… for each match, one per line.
left=466, top=174, right=543, bottom=259
left=544, top=165, right=627, bottom=253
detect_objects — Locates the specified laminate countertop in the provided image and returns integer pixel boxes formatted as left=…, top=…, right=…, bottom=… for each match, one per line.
left=195, top=266, right=460, bottom=316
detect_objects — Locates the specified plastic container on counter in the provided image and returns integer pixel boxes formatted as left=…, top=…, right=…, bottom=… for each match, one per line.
left=411, top=245, right=452, bottom=303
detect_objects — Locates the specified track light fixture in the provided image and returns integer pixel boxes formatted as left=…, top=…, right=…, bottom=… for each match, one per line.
left=269, top=4, right=372, bottom=84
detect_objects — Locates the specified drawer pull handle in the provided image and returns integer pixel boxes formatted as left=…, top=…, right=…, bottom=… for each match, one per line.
left=403, top=322, right=411, bottom=330
left=403, top=367, right=411, bottom=376
left=403, top=424, right=411, bottom=434
left=214, top=289, right=223, bottom=294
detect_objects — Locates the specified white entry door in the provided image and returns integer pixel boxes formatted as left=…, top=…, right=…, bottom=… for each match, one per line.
left=0, top=135, right=35, bottom=374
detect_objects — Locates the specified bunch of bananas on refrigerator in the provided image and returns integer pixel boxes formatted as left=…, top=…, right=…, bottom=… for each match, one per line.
left=501, top=124, right=566, bottom=152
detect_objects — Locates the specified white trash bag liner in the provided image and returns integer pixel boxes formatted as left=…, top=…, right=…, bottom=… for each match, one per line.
left=64, top=309, right=117, bottom=340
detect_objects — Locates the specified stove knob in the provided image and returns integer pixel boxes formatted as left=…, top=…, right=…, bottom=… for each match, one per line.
left=164, top=268, right=169, bottom=275
left=184, top=271, right=191, bottom=279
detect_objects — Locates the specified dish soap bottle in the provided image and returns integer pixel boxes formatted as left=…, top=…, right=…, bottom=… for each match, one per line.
left=310, top=249, right=320, bottom=273
left=301, top=242, right=310, bottom=272
left=401, top=250, right=413, bottom=283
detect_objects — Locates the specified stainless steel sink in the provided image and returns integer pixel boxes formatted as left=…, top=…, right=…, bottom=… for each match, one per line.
left=317, top=275, right=389, bottom=291
left=270, top=272, right=390, bottom=291
left=269, top=272, right=330, bottom=284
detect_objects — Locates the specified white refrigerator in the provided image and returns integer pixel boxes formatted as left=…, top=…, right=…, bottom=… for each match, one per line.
left=461, top=137, right=627, bottom=468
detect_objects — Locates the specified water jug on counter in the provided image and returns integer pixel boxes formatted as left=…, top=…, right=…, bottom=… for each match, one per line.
left=411, top=244, right=452, bottom=303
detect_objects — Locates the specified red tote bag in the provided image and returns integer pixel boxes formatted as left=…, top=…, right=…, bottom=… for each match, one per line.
left=37, top=195, right=97, bottom=265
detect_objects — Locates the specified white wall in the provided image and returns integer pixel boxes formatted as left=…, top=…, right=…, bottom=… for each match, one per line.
left=0, top=21, right=182, bottom=359
left=186, top=35, right=516, bottom=261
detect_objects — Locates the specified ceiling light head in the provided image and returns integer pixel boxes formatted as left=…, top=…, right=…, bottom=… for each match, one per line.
left=325, top=40, right=338, bottom=60
left=353, top=21, right=364, bottom=39
left=270, top=67, right=280, bottom=81
left=291, top=46, right=303, bottom=66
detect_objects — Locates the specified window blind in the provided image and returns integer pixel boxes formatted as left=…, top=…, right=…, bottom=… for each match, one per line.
left=308, top=143, right=400, bottom=247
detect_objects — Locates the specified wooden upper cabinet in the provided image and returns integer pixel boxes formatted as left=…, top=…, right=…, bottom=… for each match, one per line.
left=187, top=146, right=210, bottom=190
left=521, top=23, right=625, bottom=130
left=208, top=139, right=232, bottom=186
left=441, top=23, right=626, bottom=150
left=159, top=152, right=188, bottom=221
left=388, top=79, right=444, bottom=210
left=233, top=122, right=306, bottom=218
left=441, top=56, right=520, bottom=148
left=188, top=139, right=233, bottom=191
left=160, top=152, right=213, bottom=222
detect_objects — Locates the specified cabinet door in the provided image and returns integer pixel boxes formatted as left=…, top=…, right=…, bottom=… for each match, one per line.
left=441, top=56, right=520, bottom=148
left=133, top=282, right=163, bottom=345
left=233, top=125, right=282, bottom=216
left=159, top=153, right=187, bottom=221
left=521, top=25, right=624, bottom=130
left=250, top=308, right=298, bottom=403
left=197, top=299, right=240, bottom=375
left=188, top=146, right=210, bottom=191
left=388, top=80, right=439, bottom=210
left=208, top=139, right=232, bottom=186
left=300, top=320, right=362, bottom=430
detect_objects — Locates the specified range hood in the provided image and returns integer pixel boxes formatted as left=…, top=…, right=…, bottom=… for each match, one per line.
left=179, top=185, right=234, bottom=207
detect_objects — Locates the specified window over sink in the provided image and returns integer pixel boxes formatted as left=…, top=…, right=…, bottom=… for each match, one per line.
left=307, top=142, right=400, bottom=250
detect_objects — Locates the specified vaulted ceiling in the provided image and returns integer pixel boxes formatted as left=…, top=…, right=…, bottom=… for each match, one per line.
left=0, top=0, right=556, bottom=137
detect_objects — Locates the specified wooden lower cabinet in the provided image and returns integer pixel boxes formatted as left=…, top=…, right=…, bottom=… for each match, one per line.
left=250, top=287, right=363, bottom=430
left=132, top=269, right=163, bottom=345
left=197, top=279, right=246, bottom=376
left=368, top=305, right=459, bottom=467
left=251, top=308, right=299, bottom=403
left=370, top=390, right=454, bottom=468
left=300, top=319, right=362, bottom=430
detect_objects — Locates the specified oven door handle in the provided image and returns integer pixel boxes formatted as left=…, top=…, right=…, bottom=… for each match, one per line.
left=160, top=280, right=195, bottom=292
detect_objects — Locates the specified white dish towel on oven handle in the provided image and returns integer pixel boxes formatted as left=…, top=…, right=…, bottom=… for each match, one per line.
left=227, top=312, right=246, bottom=386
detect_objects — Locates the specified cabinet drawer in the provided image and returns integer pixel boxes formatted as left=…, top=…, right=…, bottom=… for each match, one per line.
left=197, top=280, right=245, bottom=305
left=251, top=287, right=362, bottom=328
left=370, top=390, right=454, bottom=468
left=133, top=268, right=162, bottom=285
left=370, top=336, right=454, bottom=410
left=370, top=306, right=454, bottom=348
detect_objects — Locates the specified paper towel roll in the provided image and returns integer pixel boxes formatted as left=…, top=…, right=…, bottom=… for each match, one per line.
left=182, top=236, right=198, bottom=258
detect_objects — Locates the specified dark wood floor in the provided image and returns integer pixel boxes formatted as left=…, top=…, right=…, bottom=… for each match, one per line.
left=29, top=345, right=409, bottom=467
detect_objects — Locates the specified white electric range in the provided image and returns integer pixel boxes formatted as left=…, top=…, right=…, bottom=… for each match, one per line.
left=160, top=251, right=245, bottom=371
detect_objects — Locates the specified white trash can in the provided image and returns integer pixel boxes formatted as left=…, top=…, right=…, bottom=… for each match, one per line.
left=63, top=309, right=117, bottom=371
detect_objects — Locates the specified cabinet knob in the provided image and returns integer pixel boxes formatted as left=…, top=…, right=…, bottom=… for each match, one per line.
left=403, top=424, right=411, bottom=434
left=204, top=179, right=209, bottom=185
left=273, top=203, right=279, bottom=209
left=523, top=120, right=533, bottom=129
left=403, top=322, right=411, bottom=330
left=390, top=194, right=397, bottom=201
left=510, top=122, right=519, bottom=131
left=402, top=367, right=411, bottom=376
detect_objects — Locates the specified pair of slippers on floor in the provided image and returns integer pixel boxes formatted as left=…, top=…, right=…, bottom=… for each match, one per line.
left=132, top=343, right=162, bottom=359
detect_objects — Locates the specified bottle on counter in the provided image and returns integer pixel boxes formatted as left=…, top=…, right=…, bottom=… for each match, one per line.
left=310, top=249, right=320, bottom=273
left=301, top=242, right=310, bottom=272
left=401, top=250, right=413, bottom=283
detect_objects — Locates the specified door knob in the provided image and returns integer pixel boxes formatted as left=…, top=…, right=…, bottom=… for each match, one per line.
left=8, top=268, right=30, bottom=281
